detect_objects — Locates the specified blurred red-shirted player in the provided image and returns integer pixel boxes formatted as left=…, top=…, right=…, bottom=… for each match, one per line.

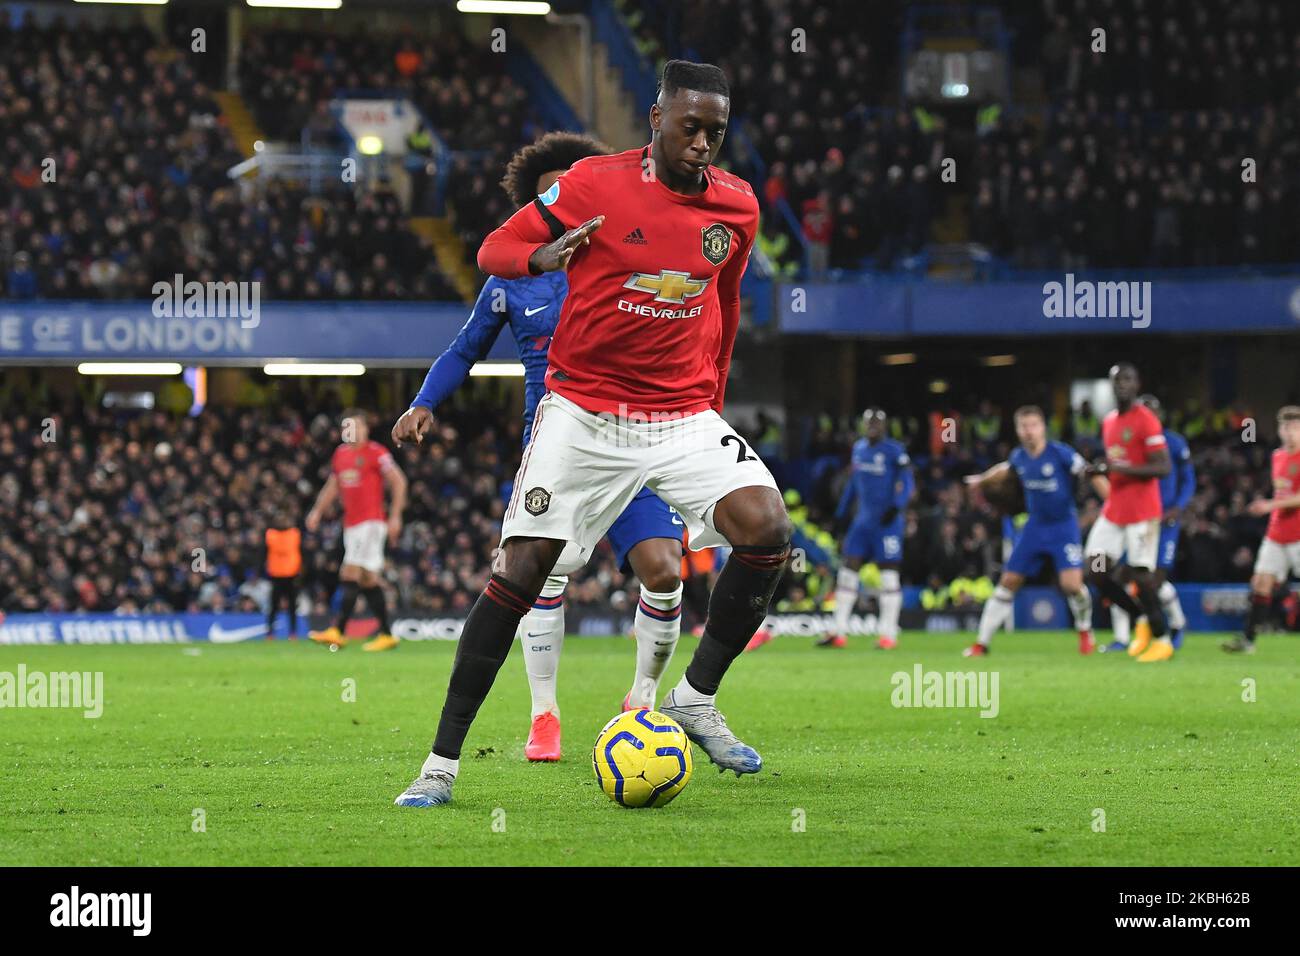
left=306, top=409, right=407, bottom=651
left=1226, top=406, right=1300, bottom=652
left=1083, top=363, right=1173, bottom=661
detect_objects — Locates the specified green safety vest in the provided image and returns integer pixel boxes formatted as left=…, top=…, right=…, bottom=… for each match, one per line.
left=921, top=586, right=949, bottom=609
left=1073, top=413, right=1100, bottom=437
left=972, top=415, right=1001, bottom=441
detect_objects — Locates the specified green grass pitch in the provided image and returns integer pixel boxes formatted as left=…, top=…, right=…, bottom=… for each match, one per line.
left=2, top=632, right=1297, bottom=866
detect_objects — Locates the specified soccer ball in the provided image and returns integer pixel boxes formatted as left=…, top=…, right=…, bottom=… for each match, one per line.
left=592, top=709, right=694, bottom=808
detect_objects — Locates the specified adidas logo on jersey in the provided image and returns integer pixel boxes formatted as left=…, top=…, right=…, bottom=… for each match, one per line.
left=622, top=228, right=648, bottom=245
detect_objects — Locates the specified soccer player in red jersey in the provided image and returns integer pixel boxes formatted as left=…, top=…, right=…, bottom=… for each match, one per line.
left=396, top=61, right=792, bottom=807
left=306, top=409, right=407, bottom=652
left=1084, top=363, right=1173, bottom=662
left=1224, top=406, right=1300, bottom=653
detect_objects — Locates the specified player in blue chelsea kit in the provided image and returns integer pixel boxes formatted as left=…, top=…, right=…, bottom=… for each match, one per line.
left=962, top=405, right=1099, bottom=656
left=825, top=408, right=915, bottom=649
left=391, top=133, right=685, bottom=762
left=1106, top=395, right=1194, bottom=651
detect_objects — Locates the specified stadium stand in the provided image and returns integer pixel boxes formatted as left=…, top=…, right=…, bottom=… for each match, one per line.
left=238, top=26, right=537, bottom=277
left=0, top=0, right=1296, bottom=620
left=613, top=0, right=1300, bottom=275
left=0, top=20, right=460, bottom=301
left=0, top=384, right=1273, bottom=617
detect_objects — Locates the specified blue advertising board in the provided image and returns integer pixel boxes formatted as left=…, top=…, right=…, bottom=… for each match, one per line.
left=777, top=275, right=1300, bottom=336
left=1012, top=583, right=1256, bottom=633
left=0, top=585, right=1258, bottom=648
left=0, top=300, right=516, bottom=363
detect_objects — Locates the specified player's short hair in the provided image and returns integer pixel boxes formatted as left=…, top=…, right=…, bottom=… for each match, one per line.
left=500, top=131, right=611, bottom=207
left=1109, top=361, right=1138, bottom=379
left=657, top=59, right=730, bottom=101
left=862, top=407, right=887, bottom=422
left=1278, top=406, right=1300, bottom=423
left=341, top=408, right=366, bottom=426
left=1013, top=404, right=1045, bottom=422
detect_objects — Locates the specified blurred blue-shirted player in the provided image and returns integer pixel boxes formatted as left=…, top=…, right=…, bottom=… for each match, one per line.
left=825, top=408, right=914, bottom=649
left=390, top=133, right=685, bottom=762
left=962, top=405, right=1098, bottom=656
left=1107, top=395, right=1194, bottom=650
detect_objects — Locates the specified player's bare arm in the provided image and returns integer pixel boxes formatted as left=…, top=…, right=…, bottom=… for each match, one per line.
left=1067, top=459, right=1104, bottom=497
left=392, top=405, right=434, bottom=446
left=384, top=464, right=408, bottom=545
left=1250, top=491, right=1300, bottom=516
left=964, top=461, right=1010, bottom=485
left=305, top=474, right=338, bottom=532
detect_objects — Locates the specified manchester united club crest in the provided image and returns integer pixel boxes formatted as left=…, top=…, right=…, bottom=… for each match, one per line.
left=524, top=487, right=551, bottom=516
left=701, top=223, right=732, bottom=266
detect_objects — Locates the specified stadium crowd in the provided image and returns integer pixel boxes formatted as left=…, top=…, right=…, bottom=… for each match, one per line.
left=7, top=0, right=1300, bottom=302
left=0, top=21, right=458, bottom=302
left=617, top=0, right=1300, bottom=276
left=0, top=385, right=1279, bottom=619
left=239, top=26, right=540, bottom=276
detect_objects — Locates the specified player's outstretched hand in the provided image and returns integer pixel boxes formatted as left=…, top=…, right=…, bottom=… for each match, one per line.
left=1248, top=498, right=1272, bottom=517
left=529, top=216, right=604, bottom=273
left=392, top=406, right=433, bottom=447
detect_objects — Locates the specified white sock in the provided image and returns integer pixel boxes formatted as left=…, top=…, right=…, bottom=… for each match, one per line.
left=519, top=575, right=566, bottom=718
left=1158, top=580, right=1186, bottom=631
left=668, top=673, right=714, bottom=708
left=422, top=751, right=459, bottom=778
left=1111, top=603, right=1130, bottom=646
left=832, top=566, right=860, bottom=634
left=1066, top=587, right=1093, bottom=632
left=629, top=583, right=682, bottom=708
left=878, top=569, right=902, bottom=640
left=977, top=585, right=1015, bottom=646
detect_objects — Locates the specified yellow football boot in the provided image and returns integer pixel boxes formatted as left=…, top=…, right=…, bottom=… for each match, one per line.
left=309, top=626, right=347, bottom=647
left=1127, top=618, right=1153, bottom=657
left=1136, top=637, right=1174, bottom=663
left=362, top=633, right=399, bottom=652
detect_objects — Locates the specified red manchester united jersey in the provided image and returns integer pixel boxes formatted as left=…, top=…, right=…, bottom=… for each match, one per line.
left=477, top=145, right=759, bottom=416
left=1102, top=404, right=1166, bottom=524
left=332, top=440, right=392, bottom=527
left=1267, top=447, right=1300, bottom=544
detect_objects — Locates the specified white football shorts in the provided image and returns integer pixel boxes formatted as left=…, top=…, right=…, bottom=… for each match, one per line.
left=1086, top=514, right=1160, bottom=570
left=342, top=519, right=386, bottom=573
left=1253, top=537, right=1300, bottom=580
left=500, top=391, right=780, bottom=575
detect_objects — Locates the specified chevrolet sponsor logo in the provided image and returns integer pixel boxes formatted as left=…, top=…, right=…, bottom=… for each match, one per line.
left=622, top=270, right=711, bottom=304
